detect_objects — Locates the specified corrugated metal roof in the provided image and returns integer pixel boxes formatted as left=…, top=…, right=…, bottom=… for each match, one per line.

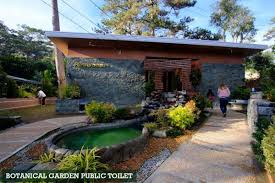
left=45, top=31, right=268, bottom=50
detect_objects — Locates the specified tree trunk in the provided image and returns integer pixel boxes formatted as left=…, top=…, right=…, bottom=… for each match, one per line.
left=52, top=0, right=66, bottom=96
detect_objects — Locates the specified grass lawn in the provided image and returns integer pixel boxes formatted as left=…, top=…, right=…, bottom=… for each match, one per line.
left=0, top=104, right=78, bottom=123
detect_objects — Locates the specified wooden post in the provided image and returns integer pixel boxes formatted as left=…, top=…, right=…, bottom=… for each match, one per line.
left=52, top=0, right=66, bottom=96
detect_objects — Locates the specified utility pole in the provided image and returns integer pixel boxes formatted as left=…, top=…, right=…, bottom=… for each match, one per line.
left=52, top=0, right=66, bottom=96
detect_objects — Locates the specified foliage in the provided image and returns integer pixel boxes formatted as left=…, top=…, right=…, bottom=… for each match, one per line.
left=6, top=79, right=19, bottom=98
left=0, top=22, right=52, bottom=60
left=210, top=0, right=256, bottom=42
left=144, top=122, right=158, bottom=132
left=192, top=95, right=210, bottom=112
left=58, top=147, right=108, bottom=173
left=231, top=86, right=250, bottom=100
left=252, top=117, right=273, bottom=165
left=265, top=88, right=275, bottom=102
left=166, top=128, right=183, bottom=137
left=0, top=56, right=56, bottom=80
left=18, top=85, right=35, bottom=98
left=189, top=67, right=201, bottom=88
left=41, top=70, right=56, bottom=97
left=85, top=101, right=115, bottom=123
left=60, top=84, right=81, bottom=99
left=150, top=109, right=169, bottom=127
left=264, top=17, right=275, bottom=41
left=168, top=102, right=196, bottom=130
left=37, top=152, right=55, bottom=163
left=144, top=81, right=155, bottom=96
left=101, top=0, right=197, bottom=36
left=0, top=65, right=8, bottom=97
left=262, top=124, right=275, bottom=174
left=183, top=27, right=222, bottom=40
left=114, top=107, right=132, bottom=119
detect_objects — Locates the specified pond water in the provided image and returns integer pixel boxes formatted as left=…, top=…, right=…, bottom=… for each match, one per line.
left=55, top=127, right=141, bottom=150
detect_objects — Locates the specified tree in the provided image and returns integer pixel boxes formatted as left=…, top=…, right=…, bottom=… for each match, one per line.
left=101, top=0, right=197, bottom=36
left=182, top=27, right=222, bottom=40
left=0, top=21, right=52, bottom=60
left=210, top=0, right=256, bottom=42
left=264, top=17, right=275, bottom=41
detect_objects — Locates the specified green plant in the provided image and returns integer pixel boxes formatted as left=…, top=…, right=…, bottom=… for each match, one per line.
left=231, top=86, right=250, bottom=100
left=262, top=124, right=275, bottom=174
left=114, top=107, right=132, bottom=119
left=166, top=128, right=183, bottom=137
left=41, top=70, right=56, bottom=97
left=265, top=88, right=275, bottom=102
left=168, top=105, right=196, bottom=130
left=252, top=117, right=273, bottom=165
left=6, top=79, right=19, bottom=98
left=150, top=109, right=169, bottom=127
left=58, top=147, right=108, bottom=173
left=60, top=83, right=81, bottom=99
left=85, top=101, right=115, bottom=123
left=18, top=85, right=34, bottom=98
left=144, top=122, right=158, bottom=131
left=37, top=152, right=55, bottom=163
left=189, top=67, right=201, bottom=88
left=192, top=95, right=209, bottom=112
left=144, top=81, right=155, bottom=96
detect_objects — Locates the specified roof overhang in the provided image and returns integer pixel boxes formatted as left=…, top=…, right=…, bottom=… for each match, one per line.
left=46, top=31, right=268, bottom=57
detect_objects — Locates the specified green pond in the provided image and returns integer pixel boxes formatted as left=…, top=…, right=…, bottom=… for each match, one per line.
left=56, top=127, right=141, bottom=150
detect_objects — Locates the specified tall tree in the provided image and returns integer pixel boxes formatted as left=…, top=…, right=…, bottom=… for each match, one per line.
left=210, top=0, right=256, bottom=42
left=101, top=0, right=196, bottom=36
left=52, top=0, right=66, bottom=94
left=264, top=17, right=275, bottom=41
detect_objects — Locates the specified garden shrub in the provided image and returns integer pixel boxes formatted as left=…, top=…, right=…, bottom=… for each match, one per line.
left=41, top=70, right=56, bottom=97
left=166, top=128, right=183, bottom=137
left=58, top=147, right=108, bottom=173
left=114, top=107, right=132, bottom=119
left=231, top=86, right=250, bottom=100
left=144, top=81, right=155, bottom=96
left=265, top=88, right=275, bottom=102
left=85, top=101, right=115, bottom=123
left=168, top=104, right=196, bottom=130
left=262, top=124, right=275, bottom=174
left=60, top=83, right=81, bottom=99
left=37, top=152, right=55, bottom=163
left=144, top=122, right=158, bottom=132
left=190, top=67, right=202, bottom=88
left=150, top=109, right=169, bottom=127
left=252, top=117, right=273, bottom=165
left=18, top=85, right=34, bottom=98
left=6, top=79, right=19, bottom=98
left=192, top=95, right=210, bottom=112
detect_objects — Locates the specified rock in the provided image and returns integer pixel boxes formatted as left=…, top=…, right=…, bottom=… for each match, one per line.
left=13, top=162, right=36, bottom=171
left=152, top=130, right=167, bottom=138
left=31, top=162, right=57, bottom=170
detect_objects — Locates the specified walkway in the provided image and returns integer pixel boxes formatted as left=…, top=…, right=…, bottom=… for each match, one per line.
left=145, top=109, right=256, bottom=183
left=0, top=115, right=86, bottom=163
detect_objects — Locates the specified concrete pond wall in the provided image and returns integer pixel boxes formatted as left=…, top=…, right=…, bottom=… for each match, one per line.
left=66, top=57, right=145, bottom=107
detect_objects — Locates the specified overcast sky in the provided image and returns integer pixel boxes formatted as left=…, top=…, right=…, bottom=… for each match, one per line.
left=0, top=0, right=274, bottom=45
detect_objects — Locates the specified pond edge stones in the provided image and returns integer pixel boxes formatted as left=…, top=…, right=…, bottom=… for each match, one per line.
left=45, top=116, right=149, bottom=164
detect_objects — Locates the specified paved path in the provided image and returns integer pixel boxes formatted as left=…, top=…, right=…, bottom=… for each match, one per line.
left=145, top=109, right=256, bottom=183
left=0, top=116, right=86, bottom=163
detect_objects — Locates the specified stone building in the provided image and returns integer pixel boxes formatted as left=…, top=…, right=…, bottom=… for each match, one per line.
left=46, top=32, right=267, bottom=106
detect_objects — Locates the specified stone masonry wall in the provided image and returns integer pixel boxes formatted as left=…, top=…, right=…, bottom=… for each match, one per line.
left=198, top=63, right=245, bottom=95
left=66, top=58, right=145, bottom=106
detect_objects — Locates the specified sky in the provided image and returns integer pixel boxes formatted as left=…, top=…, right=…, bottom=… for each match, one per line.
left=0, top=0, right=274, bottom=45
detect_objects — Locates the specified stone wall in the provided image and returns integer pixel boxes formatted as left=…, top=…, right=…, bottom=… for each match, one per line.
left=198, top=63, right=245, bottom=95
left=66, top=58, right=145, bottom=107
left=247, top=92, right=274, bottom=134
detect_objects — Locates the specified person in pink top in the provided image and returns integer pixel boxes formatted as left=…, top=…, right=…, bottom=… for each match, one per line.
left=217, top=84, right=231, bottom=117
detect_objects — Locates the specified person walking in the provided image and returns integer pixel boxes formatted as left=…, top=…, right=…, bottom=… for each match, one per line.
left=37, top=88, right=47, bottom=106
left=217, top=84, right=230, bottom=117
